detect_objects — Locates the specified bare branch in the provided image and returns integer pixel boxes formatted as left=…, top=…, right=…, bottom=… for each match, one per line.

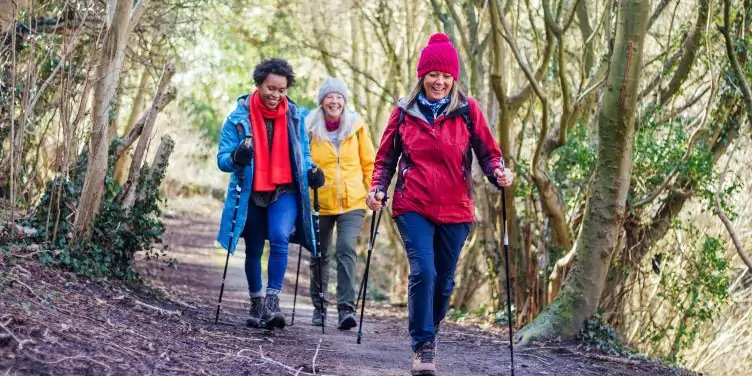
left=639, top=48, right=681, bottom=99
left=722, top=0, right=752, bottom=128
left=136, top=134, right=174, bottom=204
left=714, top=145, right=752, bottom=271
left=658, top=0, right=709, bottom=106
left=507, top=29, right=554, bottom=108
left=444, top=0, right=468, bottom=47
left=127, top=0, right=148, bottom=37
left=134, top=299, right=181, bottom=316
left=498, top=8, right=550, bottom=105
left=298, top=39, right=395, bottom=98
left=113, top=62, right=176, bottom=163
left=312, top=338, right=322, bottom=375
left=648, top=0, right=674, bottom=31
left=576, top=0, right=594, bottom=74
left=556, top=41, right=571, bottom=146
left=542, top=0, right=583, bottom=37
left=0, top=319, right=33, bottom=351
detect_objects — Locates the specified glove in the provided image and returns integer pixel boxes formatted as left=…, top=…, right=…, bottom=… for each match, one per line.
left=308, top=168, right=325, bottom=189
left=232, top=143, right=253, bottom=166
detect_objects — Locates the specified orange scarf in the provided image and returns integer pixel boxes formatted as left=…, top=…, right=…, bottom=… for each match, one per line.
left=249, top=90, right=292, bottom=192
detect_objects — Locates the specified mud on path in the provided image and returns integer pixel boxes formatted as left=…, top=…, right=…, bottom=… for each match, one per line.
left=1, top=197, right=695, bottom=375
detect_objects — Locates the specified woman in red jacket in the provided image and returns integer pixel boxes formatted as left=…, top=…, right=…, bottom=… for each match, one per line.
left=366, top=33, right=514, bottom=376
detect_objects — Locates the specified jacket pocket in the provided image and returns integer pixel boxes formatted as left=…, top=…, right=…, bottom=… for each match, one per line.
left=343, top=179, right=367, bottom=209
left=313, top=183, right=338, bottom=212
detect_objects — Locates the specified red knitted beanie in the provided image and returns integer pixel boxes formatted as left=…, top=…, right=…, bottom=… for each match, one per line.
left=416, top=33, right=460, bottom=80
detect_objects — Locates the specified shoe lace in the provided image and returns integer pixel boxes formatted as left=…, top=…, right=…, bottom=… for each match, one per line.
left=266, top=295, right=280, bottom=311
left=250, top=298, right=263, bottom=314
left=417, top=344, right=435, bottom=363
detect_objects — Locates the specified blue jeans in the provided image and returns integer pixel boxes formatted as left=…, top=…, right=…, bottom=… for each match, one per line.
left=242, top=192, right=298, bottom=296
left=394, top=212, right=472, bottom=352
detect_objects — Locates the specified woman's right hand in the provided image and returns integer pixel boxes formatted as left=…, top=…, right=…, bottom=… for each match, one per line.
left=232, top=143, right=253, bottom=167
left=366, top=190, right=386, bottom=211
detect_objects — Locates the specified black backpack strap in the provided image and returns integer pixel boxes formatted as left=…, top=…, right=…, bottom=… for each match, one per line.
left=461, top=112, right=473, bottom=135
left=393, top=108, right=405, bottom=150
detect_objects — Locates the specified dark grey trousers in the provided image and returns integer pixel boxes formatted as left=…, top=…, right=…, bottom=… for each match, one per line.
left=310, top=209, right=366, bottom=311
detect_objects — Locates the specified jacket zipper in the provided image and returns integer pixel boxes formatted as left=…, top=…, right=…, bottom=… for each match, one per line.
left=336, top=143, right=343, bottom=214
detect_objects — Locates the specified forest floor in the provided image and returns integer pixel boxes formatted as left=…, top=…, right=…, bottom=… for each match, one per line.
left=1, top=195, right=698, bottom=376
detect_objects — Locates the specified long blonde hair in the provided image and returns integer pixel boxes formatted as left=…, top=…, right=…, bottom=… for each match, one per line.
left=404, top=76, right=463, bottom=113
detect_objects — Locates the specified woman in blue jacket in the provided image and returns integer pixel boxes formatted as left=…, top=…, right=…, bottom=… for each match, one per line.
left=216, top=58, right=325, bottom=329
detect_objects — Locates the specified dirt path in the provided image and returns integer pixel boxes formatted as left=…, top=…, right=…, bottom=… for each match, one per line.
left=1, top=198, right=695, bottom=375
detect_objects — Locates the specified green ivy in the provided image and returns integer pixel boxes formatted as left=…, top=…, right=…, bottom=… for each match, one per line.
left=579, top=310, right=630, bottom=356
left=640, top=227, right=730, bottom=364
left=24, top=139, right=172, bottom=281
left=551, top=122, right=597, bottom=215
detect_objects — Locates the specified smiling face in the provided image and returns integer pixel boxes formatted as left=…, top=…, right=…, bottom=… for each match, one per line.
left=322, top=93, right=345, bottom=120
left=257, top=73, right=288, bottom=110
left=422, top=71, right=454, bottom=102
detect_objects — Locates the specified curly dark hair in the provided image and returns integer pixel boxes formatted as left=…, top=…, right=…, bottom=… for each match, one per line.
left=252, top=58, right=296, bottom=88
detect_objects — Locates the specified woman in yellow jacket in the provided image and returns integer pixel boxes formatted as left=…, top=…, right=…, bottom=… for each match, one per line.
left=305, top=77, right=375, bottom=330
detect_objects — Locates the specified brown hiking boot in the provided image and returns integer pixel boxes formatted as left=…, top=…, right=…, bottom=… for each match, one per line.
left=261, top=294, right=285, bottom=329
left=337, top=305, right=357, bottom=330
left=411, top=343, right=436, bottom=375
left=311, top=307, right=327, bottom=326
left=245, top=296, right=263, bottom=328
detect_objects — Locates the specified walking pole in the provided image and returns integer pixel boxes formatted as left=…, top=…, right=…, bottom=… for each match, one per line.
left=290, top=244, right=303, bottom=325
left=357, top=196, right=385, bottom=344
left=355, top=211, right=376, bottom=311
left=215, top=134, right=251, bottom=325
left=499, top=161, right=515, bottom=376
left=312, top=184, right=325, bottom=334
left=355, top=269, right=365, bottom=311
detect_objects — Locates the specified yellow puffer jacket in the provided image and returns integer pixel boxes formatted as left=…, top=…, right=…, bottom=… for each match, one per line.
left=307, top=109, right=376, bottom=216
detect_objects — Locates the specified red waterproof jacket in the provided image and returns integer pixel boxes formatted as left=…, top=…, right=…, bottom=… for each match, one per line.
left=370, top=95, right=503, bottom=224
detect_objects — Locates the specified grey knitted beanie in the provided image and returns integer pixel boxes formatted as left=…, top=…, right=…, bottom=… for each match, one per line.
left=317, top=77, right=349, bottom=105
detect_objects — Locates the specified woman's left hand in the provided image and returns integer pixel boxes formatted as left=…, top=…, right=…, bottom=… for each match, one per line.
left=308, top=168, right=325, bottom=189
left=494, top=167, right=514, bottom=187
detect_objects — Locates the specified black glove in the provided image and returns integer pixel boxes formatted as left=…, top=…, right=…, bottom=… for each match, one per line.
left=232, top=143, right=253, bottom=166
left=308, top=168, right=325, bottom=189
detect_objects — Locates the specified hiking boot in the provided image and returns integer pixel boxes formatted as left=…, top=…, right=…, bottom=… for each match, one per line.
left=411, top=342, right=436, bottom=375
left=245, top=296, right=263, bottom=328
left=261, top=294, right=285, bottom=329
left=311, top=307, right=327, bottom=326
left=337, top=305, right=357, bottom=330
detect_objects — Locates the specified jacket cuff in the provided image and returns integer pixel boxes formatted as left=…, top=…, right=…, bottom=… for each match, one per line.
left=370, top=185, right=385, bottom=194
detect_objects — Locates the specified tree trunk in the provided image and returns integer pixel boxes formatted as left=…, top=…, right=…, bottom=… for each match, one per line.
left=517, top=0, right=650, bottom=345
left=119, top=63, right=176, bottom=209
left=0, top=0, right=24, bottom=35
left=136, top=134, right=175, bottom=205
left=488, top=0, right=527, bottom=315
left=114, top=67, right=151, bottom=185
left=73, top=0, right=132, bottom=241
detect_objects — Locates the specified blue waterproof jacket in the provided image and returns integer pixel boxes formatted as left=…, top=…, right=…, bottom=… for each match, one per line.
left=216, top=95, right=316, bottom=255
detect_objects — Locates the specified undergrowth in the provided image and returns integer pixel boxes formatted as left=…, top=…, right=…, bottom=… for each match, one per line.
left=15, top=140, right=174, bottom=282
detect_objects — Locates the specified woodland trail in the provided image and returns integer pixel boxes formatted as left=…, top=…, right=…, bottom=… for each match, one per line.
left=1, top=197, right=695, bottom=376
